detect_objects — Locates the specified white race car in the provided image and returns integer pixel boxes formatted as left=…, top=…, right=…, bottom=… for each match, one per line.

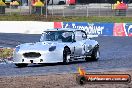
left=13, top=28, right=100, bottom=67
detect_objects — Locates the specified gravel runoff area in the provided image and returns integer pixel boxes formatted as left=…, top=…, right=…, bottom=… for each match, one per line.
left=0, top=71, right=132, bottom=88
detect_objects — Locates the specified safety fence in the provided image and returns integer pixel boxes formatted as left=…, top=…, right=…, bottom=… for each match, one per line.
left=1, top=3, right=132, bottom=17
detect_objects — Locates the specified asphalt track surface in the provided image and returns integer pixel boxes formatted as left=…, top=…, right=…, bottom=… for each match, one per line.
left=0, top=33, right=132, bottom=77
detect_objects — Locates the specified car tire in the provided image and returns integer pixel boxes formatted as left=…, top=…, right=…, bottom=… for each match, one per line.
left=15, top=63, right=28, bottom=67
left=85, top=48, right=100, bottom=62
left=63, top=48, right=70, bottom=64
left=91, top=49, right=100, bottom=61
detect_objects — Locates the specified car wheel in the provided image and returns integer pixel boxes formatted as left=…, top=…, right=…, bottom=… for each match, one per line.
left=85, top=49, right=100, bottom=62
left=15, top=63, right=28, bottom=67
left=91, top=49, right=100, bottom=61
left=63, top=48, right=70, bottom=64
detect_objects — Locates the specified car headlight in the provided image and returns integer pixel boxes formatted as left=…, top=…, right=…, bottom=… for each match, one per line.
left=49, top=46, right=56, bottom=51
left=15, top=46, right=20, bottom=52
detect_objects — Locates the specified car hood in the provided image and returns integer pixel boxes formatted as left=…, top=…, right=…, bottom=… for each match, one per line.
left=18, top=41, right=67, bottom=52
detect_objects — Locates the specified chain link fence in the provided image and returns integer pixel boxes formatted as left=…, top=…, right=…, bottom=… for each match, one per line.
left=2, top=3, right=132, bottom=17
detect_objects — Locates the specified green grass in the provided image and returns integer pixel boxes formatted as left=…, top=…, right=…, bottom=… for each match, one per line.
left=0, top=15, right=132, bottom=22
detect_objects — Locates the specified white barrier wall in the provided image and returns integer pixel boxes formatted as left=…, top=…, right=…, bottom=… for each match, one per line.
left=0, top=21, right=54, bottom=34
left=1, top=21, right=132, bottom=36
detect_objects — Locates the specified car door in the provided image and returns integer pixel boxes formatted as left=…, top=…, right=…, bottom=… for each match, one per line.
left=73, top=30, right=87, bottom=56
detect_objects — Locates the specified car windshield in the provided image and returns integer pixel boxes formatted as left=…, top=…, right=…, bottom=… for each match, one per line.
left=40, top=31, right=74, bottom=42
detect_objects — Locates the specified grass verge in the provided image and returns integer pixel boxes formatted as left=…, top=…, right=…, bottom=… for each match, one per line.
left=0, top=48, right=13, bottom=61
left=0, top=15, right=132, bottom=22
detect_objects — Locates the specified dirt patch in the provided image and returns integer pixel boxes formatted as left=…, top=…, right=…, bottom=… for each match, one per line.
left=0, top=71, right=132, bottom=88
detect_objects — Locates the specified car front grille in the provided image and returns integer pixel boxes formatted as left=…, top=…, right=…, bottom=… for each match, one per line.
left=23, top=52, right=41, bottom=58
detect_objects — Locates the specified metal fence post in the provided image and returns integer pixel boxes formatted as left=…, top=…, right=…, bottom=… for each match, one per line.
left=111, top=4, right=115, bottom=17
left=52, top=4, right=53, bottom=17
left=74, top=5, right=76, bottom=16
left=10, top=5, right=11, bottom=15
left=46, top=0, right=47, bottom=18
left=63, top=5, right=65, bottom=17
left=29, top=0, right=32, bottom=15
left=99, top=3, right=101, bottom=16
left=19, top=6, right=21, bottom=15
left=87, top=4, right=89, bottom=17
left=107, top=4, right=109, bottom=16
left=41, top=6, right=42, bottom=15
